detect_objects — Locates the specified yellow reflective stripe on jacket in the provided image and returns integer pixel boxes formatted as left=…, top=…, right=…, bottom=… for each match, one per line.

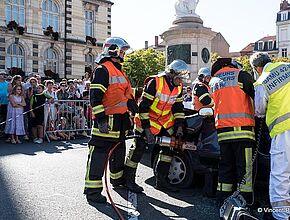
left=268, top=112, right=290, bottom=133
left=140, top=112, right=150, bottom=120
left=176, top=97, right=183, bottom=102
left=217, top=130, right=255, bottom=141
left=135, top=123, right=143, bottom=133
left=92, top=127, right=120, bottom=138
left=110, top=170, right=123, bottom=179
left=150, top=120, right=162, bottom=130
left=199, top=93, right=210, bottom=101
left=85, top=180, right=103, bottom=188
left=217, top=183, right=233, bottom=192
left=125, top=159, right=138, bottom=169
left=90, top=84, right=107, bottom=93
left=142, top=92, right=154, bottom=101
left=159, top=154, right=172, bottom=163
left=174, top=112, right=185, bottom=119
left=150, top=76, right=164, bottom=115
left=163, top=114, right=174, bottom=128
left=92, top=105, right=105, bottom=114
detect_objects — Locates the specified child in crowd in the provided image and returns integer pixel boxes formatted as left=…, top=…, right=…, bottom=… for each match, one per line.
left=44, top=80, right=58, bottom=130
left=30, top=84, right=53, bottom=144
left=57, top=116, right=75, bottom=140
left=5, top=85, right=26, bottom=144
left=82, top=91, right=92, bottom=130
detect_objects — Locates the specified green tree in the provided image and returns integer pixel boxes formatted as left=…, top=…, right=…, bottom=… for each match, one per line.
left=211, top=52, right=220, bottom=64
left=123, top=48, right=165, bottom=87
left=237, top=56, right=252, bottom=73
left=236, top=56, right=290, bottom=73
left=272, top=56, right=290, bottom=63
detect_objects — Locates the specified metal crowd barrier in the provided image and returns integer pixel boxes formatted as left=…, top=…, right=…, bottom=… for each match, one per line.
left=44, top=99, right=92, bottom=142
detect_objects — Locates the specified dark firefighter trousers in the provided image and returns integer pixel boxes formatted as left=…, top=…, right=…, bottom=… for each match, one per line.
left=216, top=141, right=254, bottom=206
left=124, top=128, right=173, bottom=181
left=84, top=140, right=126, bottom=195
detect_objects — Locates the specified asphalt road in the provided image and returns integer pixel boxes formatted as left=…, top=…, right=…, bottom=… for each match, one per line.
left=0, top=139, right=266, bottom=220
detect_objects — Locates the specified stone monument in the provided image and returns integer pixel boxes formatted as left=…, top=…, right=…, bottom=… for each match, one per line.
left=175, top=0, right=200, bottom=18
left=161, top=0, right=216, bottom=82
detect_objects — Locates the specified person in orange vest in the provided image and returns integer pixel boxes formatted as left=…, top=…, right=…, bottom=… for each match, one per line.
left=84, top=37, right=139, bottom=203
left=192, top=67, right=214, bottom=111
left=123, top=59, right=189, bottom=192
left=192, top=67, right=217, bottom=152
left=209, top=58, right=256, bottom=212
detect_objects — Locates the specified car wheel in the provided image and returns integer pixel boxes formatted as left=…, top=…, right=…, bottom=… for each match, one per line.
left=153, top=151, right=194, bottom=188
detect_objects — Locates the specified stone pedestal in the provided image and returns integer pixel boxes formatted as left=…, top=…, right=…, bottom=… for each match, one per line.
left=161, top=16, right=216, bottom=82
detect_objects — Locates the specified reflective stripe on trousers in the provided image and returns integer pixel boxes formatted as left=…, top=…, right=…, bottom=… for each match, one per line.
left=217, top=183, right=233, bottom=192
left=158, top=154, right=172, bottom=163
left=85, top=145, right=103, bottom=189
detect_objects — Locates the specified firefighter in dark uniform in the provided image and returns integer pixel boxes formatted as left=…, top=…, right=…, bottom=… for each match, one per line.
left=192, top=67, right=217, bottom=154
left=192, top=67, right=214, bottom=111
left=209, top=58, right=255, bottom=212
left=123, top=60, right=190, bottom=193
left=84, top=37, right=138, bottom=203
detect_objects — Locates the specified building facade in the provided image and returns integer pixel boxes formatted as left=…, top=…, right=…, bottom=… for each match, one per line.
left=0, top=0, right=113, bottom=79
left=277, top=0, right=290, bottom=57
left=211, top=32, right=230, bottom=57
left=238, top=36, right=279, bottom=58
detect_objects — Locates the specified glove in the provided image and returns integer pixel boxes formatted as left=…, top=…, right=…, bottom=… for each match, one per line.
left=127, top=99, right=139, bottom=115
left=144, top=128, right=155, bottom=145
left=176, top=126, right=183, bottom=138
left=97, top=118, right=109, bottom=134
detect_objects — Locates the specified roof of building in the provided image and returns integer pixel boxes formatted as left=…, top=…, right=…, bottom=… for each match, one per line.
left=240, top=43, right=255, bottom=53
left=214, top=32, right=230, bottom=47
left=256, top=35, right=276, bottom=42
left=229, top=52, right=241, bottom=58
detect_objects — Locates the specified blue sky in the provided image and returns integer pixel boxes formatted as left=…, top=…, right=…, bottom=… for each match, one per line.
left=111, top=0, right=280, bottom=52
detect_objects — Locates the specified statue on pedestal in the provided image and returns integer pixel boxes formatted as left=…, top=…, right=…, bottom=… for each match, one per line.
left=175, top=0, right=200, bottom=18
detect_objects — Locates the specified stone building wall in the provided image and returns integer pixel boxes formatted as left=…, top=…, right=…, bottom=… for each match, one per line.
left=0, top=0, right=113, bottom=79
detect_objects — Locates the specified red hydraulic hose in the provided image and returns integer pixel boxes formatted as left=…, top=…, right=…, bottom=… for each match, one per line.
left=104, top=142, right=125, bottom=220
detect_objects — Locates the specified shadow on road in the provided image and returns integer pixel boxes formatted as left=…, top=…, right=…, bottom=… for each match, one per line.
left=0, top=139, right=88, bottom=157
left=0, top=167, right=23, bottom=220
left=87, top=200, right=128, bottom=219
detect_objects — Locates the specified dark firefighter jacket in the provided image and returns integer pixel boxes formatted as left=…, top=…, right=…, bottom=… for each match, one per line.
left=89, top=58, right=138, bottom=144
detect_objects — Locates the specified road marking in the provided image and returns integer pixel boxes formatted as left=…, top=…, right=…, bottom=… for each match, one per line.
left=127, top=191, right=139, bottom=220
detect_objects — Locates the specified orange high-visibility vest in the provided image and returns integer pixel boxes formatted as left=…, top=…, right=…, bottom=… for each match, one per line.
left=135, top=75, right=182, bottom=135
left=101, top=61, right=133, bottom=115
left=212, top=67, right=255, bottom=129
left=193, top=81, right=213, bottom=111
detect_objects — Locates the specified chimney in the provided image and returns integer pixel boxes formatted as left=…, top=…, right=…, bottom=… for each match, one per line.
left=155, top=36, right=159, bottom=47
left=281, top=0, right=289, bottom=10
left=145, top=41, right=148, bottom=49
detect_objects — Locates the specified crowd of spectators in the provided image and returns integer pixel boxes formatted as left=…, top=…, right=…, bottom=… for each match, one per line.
left=0, top=71, right=92, bottom=144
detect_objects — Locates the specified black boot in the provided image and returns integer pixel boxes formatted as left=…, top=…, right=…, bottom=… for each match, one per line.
left=86, top=193, right=107, bottom=204
left=123, top=167, right=144, bottom=193
left=112, top=177, right=126, bottom=188
left=124, top=181, right=144, bottom=193
left=154, top=174, right=179, bottom=193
